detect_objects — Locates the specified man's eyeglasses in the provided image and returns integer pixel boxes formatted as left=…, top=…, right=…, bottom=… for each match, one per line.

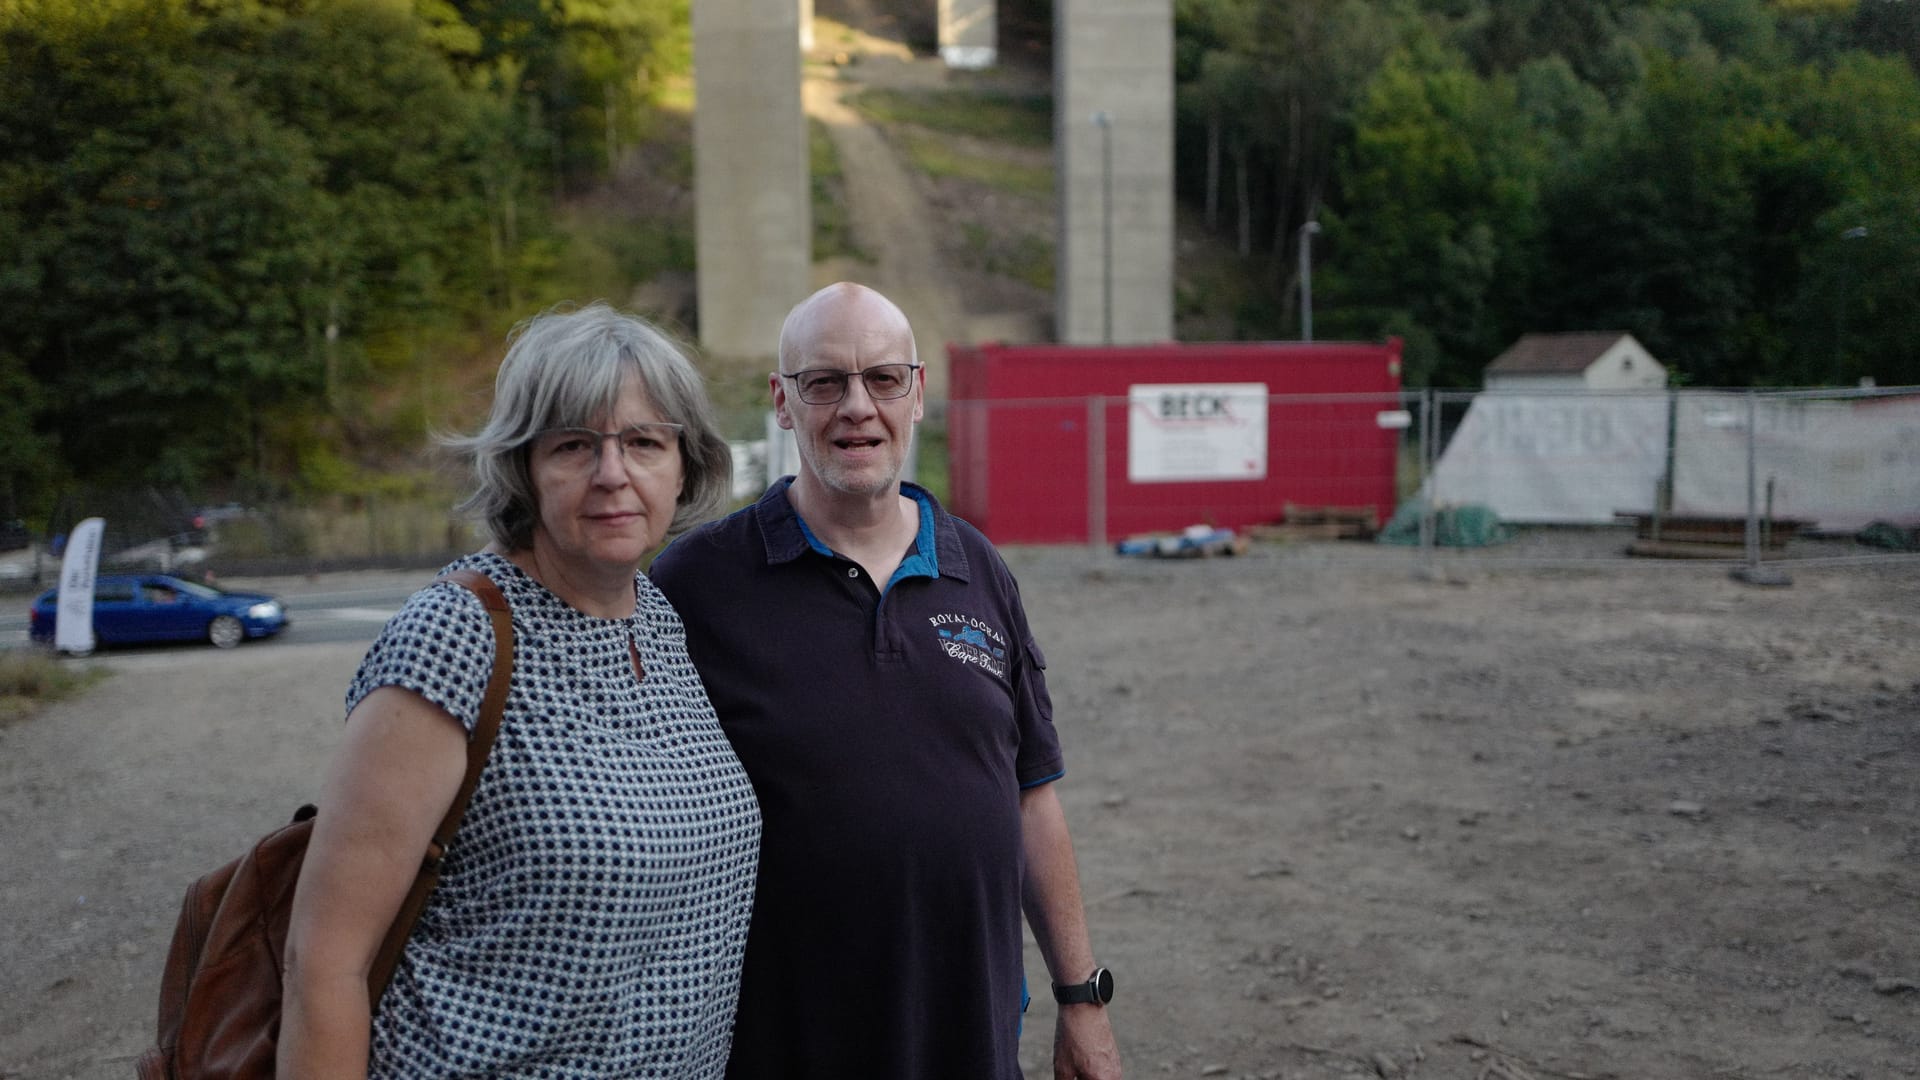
left=527, top=423, right=684, bottom=473
left=780, top=363, right=922, bottom=405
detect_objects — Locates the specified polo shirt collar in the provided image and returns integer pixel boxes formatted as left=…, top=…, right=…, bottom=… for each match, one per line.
left=754, top=476, right=972, bottom=584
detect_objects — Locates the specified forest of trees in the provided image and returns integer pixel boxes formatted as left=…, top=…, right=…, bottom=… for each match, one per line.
left=2, top=0, right=1916, bottom=522
left=0, top=0, right=690, bottom=517
left=1170, top=0, right=1920, bottom=388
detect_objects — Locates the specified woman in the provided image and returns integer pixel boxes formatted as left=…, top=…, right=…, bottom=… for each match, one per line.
left=280, top=303, right=761, bottom=1078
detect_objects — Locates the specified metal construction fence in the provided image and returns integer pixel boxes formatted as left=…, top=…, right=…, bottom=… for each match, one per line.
left=4, top=386, right=1915, bottom=593
left=0, top=488, right=482, bottom=593
left=924, top=385, right=1920, bottom=576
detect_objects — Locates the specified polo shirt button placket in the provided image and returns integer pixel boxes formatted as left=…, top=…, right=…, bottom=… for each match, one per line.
left=847, top=567, right=858, bottom=578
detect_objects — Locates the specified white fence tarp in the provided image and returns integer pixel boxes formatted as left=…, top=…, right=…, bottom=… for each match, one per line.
left=1426, top=393, right=1669, bottom=525
left=1673, top=392, right=1920, bottom=531
left=1428, top=390, right=1920, bottom=530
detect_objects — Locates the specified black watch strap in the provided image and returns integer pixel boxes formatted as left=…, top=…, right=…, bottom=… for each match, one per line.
left=1051, top=966, right=1114, bottom=1006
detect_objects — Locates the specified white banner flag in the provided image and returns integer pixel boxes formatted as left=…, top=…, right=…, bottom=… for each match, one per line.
left=54, top=517, right=105, bottom=655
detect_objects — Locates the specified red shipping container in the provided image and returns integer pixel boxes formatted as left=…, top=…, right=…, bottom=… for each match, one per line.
left=945, top=340, right=1405, bottom=544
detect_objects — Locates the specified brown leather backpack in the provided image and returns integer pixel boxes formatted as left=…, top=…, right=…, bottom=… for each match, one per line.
left=135, top=569, right=513, bottom=1079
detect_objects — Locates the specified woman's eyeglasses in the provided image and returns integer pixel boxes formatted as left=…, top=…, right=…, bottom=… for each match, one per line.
left=527, top=424, right=684, bottom=472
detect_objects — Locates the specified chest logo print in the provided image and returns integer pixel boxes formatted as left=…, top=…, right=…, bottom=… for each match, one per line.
left=930, top=614, right=1008, bottom=678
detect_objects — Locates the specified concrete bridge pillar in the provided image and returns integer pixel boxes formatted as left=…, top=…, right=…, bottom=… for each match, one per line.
left=1055, top=0, right=1173, bottom=344
left=939, top=0, right=996, bottom=69
left=692, top=0, right=811, bottom=361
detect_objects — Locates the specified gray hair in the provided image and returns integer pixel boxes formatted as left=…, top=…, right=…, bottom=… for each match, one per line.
left=446, top=302, right=731, bottom=551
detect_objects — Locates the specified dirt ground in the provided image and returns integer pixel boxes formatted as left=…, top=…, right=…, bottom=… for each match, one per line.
left=2, top=547, right=1916, bottom=1079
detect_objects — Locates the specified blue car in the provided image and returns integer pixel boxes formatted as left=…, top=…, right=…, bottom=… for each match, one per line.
left=29, top=574, right=289, bottom=652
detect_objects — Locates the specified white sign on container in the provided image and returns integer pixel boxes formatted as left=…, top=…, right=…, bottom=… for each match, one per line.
left=1127, top=383, right=1268, bottom=483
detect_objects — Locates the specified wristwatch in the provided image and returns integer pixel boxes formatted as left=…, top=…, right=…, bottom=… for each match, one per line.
left=1051, top=966, right=1115, bottom=1006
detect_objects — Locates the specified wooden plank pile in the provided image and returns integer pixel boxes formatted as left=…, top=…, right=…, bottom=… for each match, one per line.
left=1244, top=504, right=1380, bottom=543
left=1615, top=510, right=1805, bottom=559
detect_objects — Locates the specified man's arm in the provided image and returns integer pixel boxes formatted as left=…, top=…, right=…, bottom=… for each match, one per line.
left=1020, top=782, right=1122, bottom=1080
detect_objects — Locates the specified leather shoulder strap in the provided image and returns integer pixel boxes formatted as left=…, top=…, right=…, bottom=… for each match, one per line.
left=364, top=567, right=513, bottom=1000
left=429, top=568, right=513, bottom=845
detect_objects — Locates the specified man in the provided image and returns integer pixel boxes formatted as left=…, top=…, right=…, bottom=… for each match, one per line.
left=651, top=283, right=1122, bottom=1079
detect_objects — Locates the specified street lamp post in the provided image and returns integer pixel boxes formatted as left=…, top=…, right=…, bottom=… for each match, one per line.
left=1092, top=110, right=1113, bottom=344
left=1837, top=225, right=1868, bottom=365
left=1298, top=219, right=1321, bottom=342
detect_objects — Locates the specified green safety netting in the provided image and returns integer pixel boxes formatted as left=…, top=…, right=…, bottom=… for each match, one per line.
left=1376, top=499, right=1513, bottom=547
left=1856, top=521, right=1920, bottom=552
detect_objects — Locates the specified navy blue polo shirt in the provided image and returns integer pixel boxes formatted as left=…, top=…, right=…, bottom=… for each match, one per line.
left=651, top=478, right=1063, bottom=1080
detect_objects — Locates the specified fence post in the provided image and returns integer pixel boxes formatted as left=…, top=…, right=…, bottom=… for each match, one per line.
left=1732, top=388, right=1791, bottom=587
left=1087, top=395, right=1107, bottom=553
left=1417, top=388, right=1436, bottom=577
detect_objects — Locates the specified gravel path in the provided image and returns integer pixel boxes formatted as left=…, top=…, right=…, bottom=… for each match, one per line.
left=4, top=551, right=1918, bottom=1078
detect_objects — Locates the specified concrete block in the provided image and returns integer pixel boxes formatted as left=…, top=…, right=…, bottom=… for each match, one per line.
left=1055, top=0, right=1174, bottom=344
left=939, top=0, right=997, bottom=69
left=693, top=0, right=811, bottom=361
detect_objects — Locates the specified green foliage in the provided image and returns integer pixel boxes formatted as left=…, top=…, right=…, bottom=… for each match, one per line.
left=604, top=218, right=696, bottom=283
left=810, top=119, right=866, bottom=264
left=1174, top=0, right=1414, bottom=326
left=1511, top=55, right=1611, bottom=153
left=0, top=0, right=699, bottom=511
left=1845, top=0, right=1920, bottom=73
left=1327, top=41, right=1547, bottom=385
left=0, top=647, right=104, bottom=728
left=1532, top=58, right=1786, bottom=385
left=1534, top=51, right=1920, bottom=385
left=441, top=0, right=690, bottom=184
left=1174, top=207, right=1282, bottom=339
left=847, top=88, right=1053, bottom=147
left=914, top=425, right=951, bottom=507
left=897, top=130, right=1053, bottom=197
left=1177, top=0, right=1920, bottom=388
left=961, top=224, right=1054, bottom=293
left=2, top=1, right=323, bottom=487
left=0, top=1, right=484, bottom=491
left=242, top=490, right=480, bottom=562
left=0, top=352, right=52, bottom=518
left=1784, top=197, right=1920, bottom=387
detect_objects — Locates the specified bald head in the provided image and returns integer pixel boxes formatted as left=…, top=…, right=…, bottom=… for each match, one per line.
left=770, top=282, right=925, bottom=505
left=777, top=283, right=916, bottom=374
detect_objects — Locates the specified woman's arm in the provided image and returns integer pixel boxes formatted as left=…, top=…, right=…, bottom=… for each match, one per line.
left=277, top=686, right=469, bottom=1079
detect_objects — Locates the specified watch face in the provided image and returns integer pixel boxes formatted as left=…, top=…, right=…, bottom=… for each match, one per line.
left=1093, top=967, right=1114, bottom=1003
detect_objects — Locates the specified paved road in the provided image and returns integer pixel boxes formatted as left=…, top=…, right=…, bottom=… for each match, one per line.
left=0, top=573, right=424, bottom=650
